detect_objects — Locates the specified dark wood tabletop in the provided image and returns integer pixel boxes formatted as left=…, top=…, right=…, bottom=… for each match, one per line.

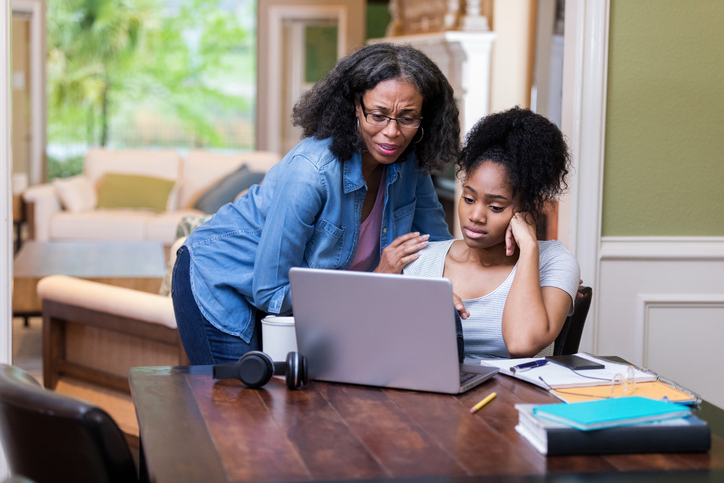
left=129, top=365, right=724, bottom=483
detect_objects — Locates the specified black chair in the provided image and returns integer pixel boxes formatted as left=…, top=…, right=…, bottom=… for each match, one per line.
left=0, top=364, right=139, bottom=483
left=553, top=286, right=593, bottom=356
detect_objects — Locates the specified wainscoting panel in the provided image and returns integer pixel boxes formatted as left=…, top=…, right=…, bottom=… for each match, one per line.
left=642, top=298, right=724, bottom=408
left=597, top=237, right=724, bottom=409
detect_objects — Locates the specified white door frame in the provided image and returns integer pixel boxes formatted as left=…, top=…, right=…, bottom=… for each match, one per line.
left=11, top=0, right=44, bottom=186
left=1, top=0, right=14, bottom=478
left=558, top=0, right=610, bottom=353
left=266, top=5, right=347, bottom=155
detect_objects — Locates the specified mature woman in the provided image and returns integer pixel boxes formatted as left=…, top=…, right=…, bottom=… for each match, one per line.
left=404, top=107, right=580, bottom=359
left=172, top=43, right=460, bottom=364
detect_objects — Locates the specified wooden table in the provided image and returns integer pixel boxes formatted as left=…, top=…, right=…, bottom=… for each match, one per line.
left=13, top=241, right=166, bottom=320
left=130, top=365, right=724, bottom=483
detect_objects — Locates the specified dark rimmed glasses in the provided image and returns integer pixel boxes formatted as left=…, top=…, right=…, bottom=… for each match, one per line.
left=360, top=100, right=422, bottom=129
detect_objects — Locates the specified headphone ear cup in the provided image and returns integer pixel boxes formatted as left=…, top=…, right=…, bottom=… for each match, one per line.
left=237, top=351, right=275, bottom=388
left=285, top=351, right=308, bottom=390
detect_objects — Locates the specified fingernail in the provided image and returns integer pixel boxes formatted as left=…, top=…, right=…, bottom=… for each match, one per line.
left=414, top=232, right=420, bottom=236
left=421, top=241, right=428, bottom=247
left=422, top=234, right=430, bottom=239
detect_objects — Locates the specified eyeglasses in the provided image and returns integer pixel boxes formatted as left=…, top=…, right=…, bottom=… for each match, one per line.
left=609, top=366, right=637, bottom=398
left=360, top=100, right=422, bottom=129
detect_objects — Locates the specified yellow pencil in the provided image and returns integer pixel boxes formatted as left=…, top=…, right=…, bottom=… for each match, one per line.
left=469, top=392, right=496, bottom=414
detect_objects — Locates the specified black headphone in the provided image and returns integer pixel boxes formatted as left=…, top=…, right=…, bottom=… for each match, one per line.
left=212, top=351, right=308, bottom=390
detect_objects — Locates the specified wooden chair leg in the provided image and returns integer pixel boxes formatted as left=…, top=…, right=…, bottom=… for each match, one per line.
left=42, top=312, right=65, bottom=390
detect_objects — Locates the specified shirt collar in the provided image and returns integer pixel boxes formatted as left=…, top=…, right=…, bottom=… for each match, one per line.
left=343, top=153, right=401, bottom=194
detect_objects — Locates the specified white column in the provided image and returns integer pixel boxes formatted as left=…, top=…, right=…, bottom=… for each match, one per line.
left=1, top=0, right=13, bottom=478
left=558, top=0, right=611, bottom=353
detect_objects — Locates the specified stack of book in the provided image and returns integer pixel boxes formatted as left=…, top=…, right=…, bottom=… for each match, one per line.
left=515, top=397, right=711, bottom=456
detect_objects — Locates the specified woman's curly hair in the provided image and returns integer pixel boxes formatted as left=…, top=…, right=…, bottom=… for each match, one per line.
left=292, top=43, right=460, bottom=173
left=458, top=107, right=571, bottom=222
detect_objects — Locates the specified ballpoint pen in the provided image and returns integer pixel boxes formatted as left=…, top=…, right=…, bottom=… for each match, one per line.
left=510, top=359, right=548, bottom=373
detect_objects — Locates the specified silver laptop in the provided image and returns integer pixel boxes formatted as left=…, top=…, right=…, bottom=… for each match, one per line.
left=288, top=268, right=498, bottom=394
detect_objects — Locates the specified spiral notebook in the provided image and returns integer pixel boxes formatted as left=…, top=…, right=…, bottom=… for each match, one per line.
left=480, top=353, right=701, bottom=405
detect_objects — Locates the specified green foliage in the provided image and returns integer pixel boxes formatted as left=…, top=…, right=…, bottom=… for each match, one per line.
left=48, top=0, right=255, bottom=151
left=48, top=0, right=158, bottom=145
left=47, top=154, right=84, bottom=181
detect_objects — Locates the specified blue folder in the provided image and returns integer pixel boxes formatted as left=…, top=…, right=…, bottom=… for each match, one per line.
left=532, top=396, right=691, bottom=431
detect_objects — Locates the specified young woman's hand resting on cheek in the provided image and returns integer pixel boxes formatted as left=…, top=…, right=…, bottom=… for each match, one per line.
left=374, top=232, right=430, bottom=274
left=505, top=212, right=537, bottom=256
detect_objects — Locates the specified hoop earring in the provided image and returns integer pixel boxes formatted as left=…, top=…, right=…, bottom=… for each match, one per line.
left=413, top=126, right=424, bottom=144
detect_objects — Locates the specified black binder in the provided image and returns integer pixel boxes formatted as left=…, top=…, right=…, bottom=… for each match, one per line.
left=516, top=404, right=711, bottom=456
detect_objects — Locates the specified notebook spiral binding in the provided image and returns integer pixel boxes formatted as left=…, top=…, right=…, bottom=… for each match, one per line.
left=581, top=352, right=703, bottom=406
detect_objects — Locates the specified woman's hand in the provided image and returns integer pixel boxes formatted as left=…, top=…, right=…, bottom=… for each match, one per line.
left=505, top=212, right=537, bottom=256
left=374, top=232, right=429, bottom=274
left=453, top=292, right=470, bottom=320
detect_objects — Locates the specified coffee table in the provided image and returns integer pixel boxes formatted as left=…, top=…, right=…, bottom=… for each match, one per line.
left=13, top=241, right=166, bottom=323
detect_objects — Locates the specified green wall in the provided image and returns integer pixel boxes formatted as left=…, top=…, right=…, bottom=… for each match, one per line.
left=366, top=3, right=391, bottom=40
left=602, top=1, right=724, bottom=236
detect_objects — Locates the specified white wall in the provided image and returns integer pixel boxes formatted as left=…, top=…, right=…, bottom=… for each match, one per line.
left=1, top=0, right=14, bottom=478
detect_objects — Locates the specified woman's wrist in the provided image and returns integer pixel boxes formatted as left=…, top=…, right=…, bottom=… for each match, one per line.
left=516, top=235, right=538, bottom=254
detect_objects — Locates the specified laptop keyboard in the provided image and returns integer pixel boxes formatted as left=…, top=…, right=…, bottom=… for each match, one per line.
left=460, top=372, right=476, bottom=384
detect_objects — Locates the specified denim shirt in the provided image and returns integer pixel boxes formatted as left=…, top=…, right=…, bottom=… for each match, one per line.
left=184, top=137, right=452, bottom=342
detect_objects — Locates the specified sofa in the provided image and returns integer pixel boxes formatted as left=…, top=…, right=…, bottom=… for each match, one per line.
left=22, top=148, right=281, bottom=245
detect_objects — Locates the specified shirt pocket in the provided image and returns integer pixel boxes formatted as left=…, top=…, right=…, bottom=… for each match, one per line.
left=304, top=219, right=346, bottom=269
left=392, top=199, right=416, bottom=239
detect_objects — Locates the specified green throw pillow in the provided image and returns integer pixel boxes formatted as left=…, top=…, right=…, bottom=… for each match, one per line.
left=96, top=173, right=176, bottom=212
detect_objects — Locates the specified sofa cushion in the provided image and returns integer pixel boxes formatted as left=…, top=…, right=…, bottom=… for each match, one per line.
left=84, top=148, right=181, bottom=183
left=179, top=150, right=281, bottom=209
left=193, top=165, right=265, bottom=214
left=52, top=175, right=97, bottom=213
left=50, top=210, right=153, bottom=241
left=97, top=173, right=176, bottom=212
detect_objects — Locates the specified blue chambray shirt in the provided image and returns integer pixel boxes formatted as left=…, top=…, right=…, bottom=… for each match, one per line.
left=184, top=137, right=452, bottom=342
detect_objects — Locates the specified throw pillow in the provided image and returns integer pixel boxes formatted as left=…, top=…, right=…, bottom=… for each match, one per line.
left=52, top=175, right=97, bottom=213
left=193, top=165, right=265, bottom=214
left=96, top=173, right=176, bottom=212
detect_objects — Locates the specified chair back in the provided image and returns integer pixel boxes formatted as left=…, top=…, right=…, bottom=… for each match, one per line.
left=553, top=286, right=593, bottom=356
left=0, top=365, right=138, bottom=483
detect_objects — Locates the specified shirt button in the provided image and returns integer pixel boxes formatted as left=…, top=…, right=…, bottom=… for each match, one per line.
left=382, top=228, right=387, bottom=233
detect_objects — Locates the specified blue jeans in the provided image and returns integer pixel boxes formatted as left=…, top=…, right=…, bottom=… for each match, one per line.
left=172, top=245, right=261, bottom=365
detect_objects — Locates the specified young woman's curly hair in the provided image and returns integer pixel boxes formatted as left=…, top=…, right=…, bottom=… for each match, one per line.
left=458, top=107, right=571, bottom=222
left=292, top=43, right=460, bottom=173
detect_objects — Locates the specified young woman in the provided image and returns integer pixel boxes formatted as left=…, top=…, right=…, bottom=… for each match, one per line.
left=172, top=43, right=460, bottom=364
left=404, top=107, right=580, bottom=359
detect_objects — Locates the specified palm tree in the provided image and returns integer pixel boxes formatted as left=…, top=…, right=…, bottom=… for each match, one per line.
left=48, top=0, right=158, bottom=146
